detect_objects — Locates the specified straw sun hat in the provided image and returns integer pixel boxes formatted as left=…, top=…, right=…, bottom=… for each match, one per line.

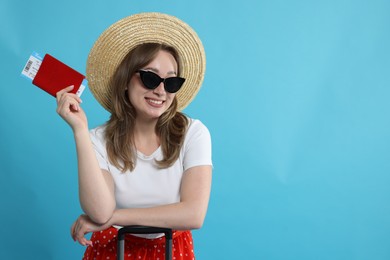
left=86, top=12, right=206, bottom=112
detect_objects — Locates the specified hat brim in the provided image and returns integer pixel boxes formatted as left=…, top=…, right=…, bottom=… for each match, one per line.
left=86, top=12, right=206, bottom=112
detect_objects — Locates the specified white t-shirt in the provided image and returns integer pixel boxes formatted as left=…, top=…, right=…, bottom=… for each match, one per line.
left=89, top=118, right=212, bottom=210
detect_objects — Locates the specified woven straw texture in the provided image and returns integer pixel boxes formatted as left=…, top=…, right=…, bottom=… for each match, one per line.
left=86, top=12, right=206, bottom=112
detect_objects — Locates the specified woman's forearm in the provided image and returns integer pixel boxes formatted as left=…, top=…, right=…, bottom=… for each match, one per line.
left=74, top=128, right=116, bottom=224
left=111, top=202, right=206, bottom=230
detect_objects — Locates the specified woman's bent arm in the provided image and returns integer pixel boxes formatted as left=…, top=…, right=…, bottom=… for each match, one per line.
left=56, top=86, right=115, bottom=224
left=74, top=129, right=116, bottom=224
left=111, top=165, right=212, bottom=230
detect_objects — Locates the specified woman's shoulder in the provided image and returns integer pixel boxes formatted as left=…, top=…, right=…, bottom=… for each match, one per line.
left=186, top=116, right=207, bottom=130
left=89, top=124, right=108, bottom=143
left=185, top=116, right=211, bottom=138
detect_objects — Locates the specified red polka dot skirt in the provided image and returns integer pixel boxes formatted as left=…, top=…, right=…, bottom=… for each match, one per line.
left=82, top=226, right=195, bottom=260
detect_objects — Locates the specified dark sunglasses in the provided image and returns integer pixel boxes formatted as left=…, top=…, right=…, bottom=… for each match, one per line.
left=136, top=70, right=185, bottom=93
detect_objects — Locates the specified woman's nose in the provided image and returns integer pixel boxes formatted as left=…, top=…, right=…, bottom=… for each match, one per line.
left=153, top=82, right=166, bottom=95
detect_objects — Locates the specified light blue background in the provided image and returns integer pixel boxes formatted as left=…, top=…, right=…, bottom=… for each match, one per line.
left=1, top=0, right=389, bottom=259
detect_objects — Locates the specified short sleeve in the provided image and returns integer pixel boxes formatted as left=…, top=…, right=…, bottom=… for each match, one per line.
left=89, top=127, right=110, bottom=171
left=182, top=119, right=213, bottom=171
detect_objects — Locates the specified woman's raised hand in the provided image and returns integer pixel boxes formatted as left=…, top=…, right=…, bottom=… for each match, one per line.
left=56, top=85, right=88, bottom=132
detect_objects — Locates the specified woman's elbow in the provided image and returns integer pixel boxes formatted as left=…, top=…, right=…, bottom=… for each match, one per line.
left=188, top=212, right=206, bottom=230
left=190, top=219, right=204, bottom=230
left=83, top=206, right=115, bottom=225
left=90, top=212, right=112, bottom=225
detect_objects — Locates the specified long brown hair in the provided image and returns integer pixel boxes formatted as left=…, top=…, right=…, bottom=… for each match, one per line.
left=104, top=43, right=188, bottom=172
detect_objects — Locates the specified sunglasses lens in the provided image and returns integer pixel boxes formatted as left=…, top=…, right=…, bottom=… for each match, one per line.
left=165, top=77, right=185, bottom=93
left=140, top=71, right=161, bottom=89
left=138, top=70, right=185, bottom=93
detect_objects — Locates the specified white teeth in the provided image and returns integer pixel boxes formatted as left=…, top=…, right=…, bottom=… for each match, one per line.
left=148, top=99, right=163, bottom=105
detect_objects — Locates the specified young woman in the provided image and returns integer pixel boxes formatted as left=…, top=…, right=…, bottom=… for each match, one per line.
left=56, top=13, right=212, bottom=260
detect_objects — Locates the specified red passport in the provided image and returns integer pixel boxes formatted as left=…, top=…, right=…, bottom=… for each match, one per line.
left=32, top=54, right=85, bottom=97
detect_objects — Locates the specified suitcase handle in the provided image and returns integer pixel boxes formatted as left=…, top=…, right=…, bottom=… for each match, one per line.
left=117, top=225, right=173, bottom=260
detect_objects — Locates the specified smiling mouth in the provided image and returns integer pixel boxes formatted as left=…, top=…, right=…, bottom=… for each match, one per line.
left=146, top=98, right=164, bottom=105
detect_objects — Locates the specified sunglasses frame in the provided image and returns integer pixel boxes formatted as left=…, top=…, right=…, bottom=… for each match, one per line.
left=136, top=70, right=185, bottom=94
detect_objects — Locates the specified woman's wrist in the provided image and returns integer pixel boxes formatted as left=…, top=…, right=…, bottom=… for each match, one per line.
left=73, top=126, right=90, bottom=140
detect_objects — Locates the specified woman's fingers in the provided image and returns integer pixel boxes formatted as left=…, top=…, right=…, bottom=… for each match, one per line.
left=79, top=237, right=93, bottom=247
left=71, top=215, right=93, bottom=247
left=70, top=220, right=76, bottom=241
left=56, top=85, right=74, bottom=102
left=56, top=85, right=82, bottom=104
left=56, top=86, right=83, bottom=114
left=55, top=85, right=88, bottom=131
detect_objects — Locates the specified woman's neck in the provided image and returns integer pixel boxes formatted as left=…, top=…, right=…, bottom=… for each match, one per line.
left=133, top=117, right=160, bottom=155
left=134, top=117, right=156, bottom=135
